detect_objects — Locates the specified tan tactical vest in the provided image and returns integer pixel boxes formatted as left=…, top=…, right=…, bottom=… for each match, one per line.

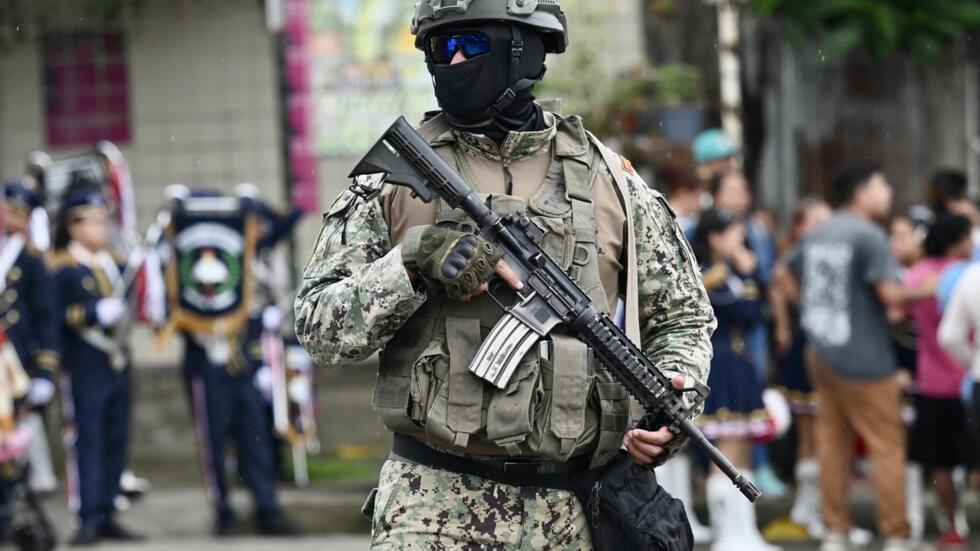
left=375, top=113, right=630, bottom=467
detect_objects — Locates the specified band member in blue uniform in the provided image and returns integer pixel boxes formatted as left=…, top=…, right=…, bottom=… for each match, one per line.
left=692, top=209, right=778, bottom=551
left=1, top=182, right=60, bottom=407
left=0, top=181, right=61, bottom=542
left=49, top=185, right=141, bottom=545
left=172, top=186, right=301, bottom=537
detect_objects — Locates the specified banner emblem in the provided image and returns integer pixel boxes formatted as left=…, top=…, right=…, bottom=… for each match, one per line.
left=166, top=199, right=257, bottom=335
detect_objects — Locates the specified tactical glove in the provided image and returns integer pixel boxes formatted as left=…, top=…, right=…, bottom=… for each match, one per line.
left=402, top=226, right=503, bottom=300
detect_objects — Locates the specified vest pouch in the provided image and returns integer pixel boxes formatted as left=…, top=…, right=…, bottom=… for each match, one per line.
left=408, top=340, right=450, bottom=426
left=423, top=317, right=485, bottom=449
left=548, top=335, right=591, bottom=460
left=374, top=345, right=425, bottom=435
left=486, top=351, right=542, bottom=455
left=524, top=336, right=598, bottom=462
left=591, top=374, right=631, bottom=468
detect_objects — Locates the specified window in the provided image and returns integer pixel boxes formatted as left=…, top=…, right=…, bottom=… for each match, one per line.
left=43, top=32, right=131, bottom=147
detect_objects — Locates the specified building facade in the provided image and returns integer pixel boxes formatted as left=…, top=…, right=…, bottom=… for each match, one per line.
left=0, top=0, right=284, bottom=220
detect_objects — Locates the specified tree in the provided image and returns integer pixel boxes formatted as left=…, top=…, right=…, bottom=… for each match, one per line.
left=750, top=0, right=980, bottom=62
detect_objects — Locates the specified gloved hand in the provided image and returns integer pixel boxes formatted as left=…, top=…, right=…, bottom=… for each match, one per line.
left=27, top=378, right=56, bottom=407
left=96, top=298, right=126, bottom=328
left=404, top=227, right=503, bottom=301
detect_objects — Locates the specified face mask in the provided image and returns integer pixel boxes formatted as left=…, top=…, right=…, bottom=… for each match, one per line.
left=426, top=23, right=545, bottom=130
left=428, top=51, right=501, bottom=122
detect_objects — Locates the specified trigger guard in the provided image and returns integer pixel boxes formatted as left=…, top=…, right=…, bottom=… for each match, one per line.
left=486, top=280, right=519, bottom=311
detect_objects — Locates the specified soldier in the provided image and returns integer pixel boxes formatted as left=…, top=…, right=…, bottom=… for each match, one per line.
left=48, top=185, right=141, bottom=545
left=172, top=187, right=302, bottom=537
left=294, top=1, right=716, bottom=548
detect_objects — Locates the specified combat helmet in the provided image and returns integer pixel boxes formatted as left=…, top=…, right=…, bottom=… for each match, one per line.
left=412, top=0, right=568, bottom=54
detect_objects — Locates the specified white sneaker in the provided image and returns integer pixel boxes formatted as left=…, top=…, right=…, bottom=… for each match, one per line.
left=819, top=530, right=851, bottom=551
left=707, top=475, right=781, bottom=551
left=906, top=463, right=925, bottom=541
left=790, top=459, right=820, bottom=527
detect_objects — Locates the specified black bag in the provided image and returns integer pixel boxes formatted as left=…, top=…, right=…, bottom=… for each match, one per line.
left=570, top=451, right=693, bottom=551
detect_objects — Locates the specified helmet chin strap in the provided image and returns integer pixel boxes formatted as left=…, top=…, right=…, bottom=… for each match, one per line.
left=444, top=24, right=545, bottom=132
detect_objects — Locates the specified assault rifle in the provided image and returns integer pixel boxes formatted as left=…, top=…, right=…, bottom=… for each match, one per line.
left=351, top=117, right=761, bottom=502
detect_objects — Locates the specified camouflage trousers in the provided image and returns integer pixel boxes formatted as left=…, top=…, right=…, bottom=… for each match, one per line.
left=369, top=459, right=593, bottom=550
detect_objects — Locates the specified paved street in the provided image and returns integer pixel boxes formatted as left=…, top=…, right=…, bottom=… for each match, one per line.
left=37, top=487, right=373, bottom=550
left=79, top=536, right=372, bottom=550
left=32, top=486, right=978, bottom=550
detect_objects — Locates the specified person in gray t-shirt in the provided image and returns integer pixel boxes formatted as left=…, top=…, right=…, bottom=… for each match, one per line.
left=787, top=211, right=900, bottom=379
left=778, top=162, right=935, bottom=551
left=786, top=171, right=933, bottom=379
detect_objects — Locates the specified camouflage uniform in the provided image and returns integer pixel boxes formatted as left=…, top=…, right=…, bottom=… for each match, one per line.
left=371, top=460, right=590, bottom=550
left=295, top=112, right=714, bottom=548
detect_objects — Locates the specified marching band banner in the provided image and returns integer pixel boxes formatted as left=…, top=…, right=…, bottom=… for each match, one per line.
left=165, top=199, right=258, bottom=336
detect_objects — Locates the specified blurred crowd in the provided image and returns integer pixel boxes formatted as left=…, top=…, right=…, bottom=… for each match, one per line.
left=659, top=129, right=980, bottom=551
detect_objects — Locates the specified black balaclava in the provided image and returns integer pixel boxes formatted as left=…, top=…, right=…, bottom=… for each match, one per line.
left=426, top=23, right=547, bottom=143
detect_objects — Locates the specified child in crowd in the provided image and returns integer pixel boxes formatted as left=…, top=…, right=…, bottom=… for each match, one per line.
left=693, top=209, right=779, bottom=551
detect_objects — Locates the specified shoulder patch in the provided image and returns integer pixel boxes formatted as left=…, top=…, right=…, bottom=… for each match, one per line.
left=45, top=250, right=77, bottom=271
left=620, top=155, right=635, bottom=175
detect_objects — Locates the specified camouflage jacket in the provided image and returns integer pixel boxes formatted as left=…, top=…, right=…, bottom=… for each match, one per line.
left=295, top=117, right=715, bottom=423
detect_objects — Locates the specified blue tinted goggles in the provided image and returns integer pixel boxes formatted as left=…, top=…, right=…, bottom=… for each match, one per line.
left=428, top=32, right=492, bottom=64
